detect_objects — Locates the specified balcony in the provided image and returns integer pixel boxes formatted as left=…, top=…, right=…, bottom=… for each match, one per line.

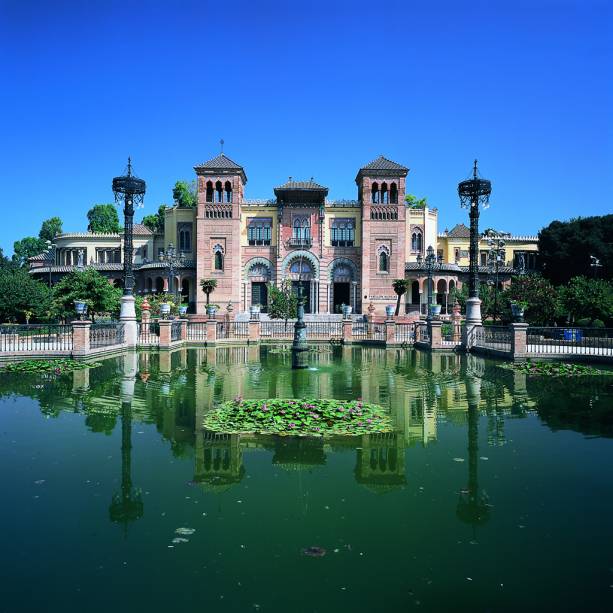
left=286, top=236, right=312, bottom=249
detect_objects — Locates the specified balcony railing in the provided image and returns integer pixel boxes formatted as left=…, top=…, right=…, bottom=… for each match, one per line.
left=286, top=236, right=312, bottom=249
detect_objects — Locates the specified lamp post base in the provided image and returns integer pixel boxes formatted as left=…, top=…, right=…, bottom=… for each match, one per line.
left=465, top=297, right=482, bottom=326
left=120, top=295, right=138, bottom=347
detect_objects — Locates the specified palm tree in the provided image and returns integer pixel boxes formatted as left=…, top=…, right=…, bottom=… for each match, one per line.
left=392, top=279, right=409, bottom=316
left=200, top=278, right=218, bottom=305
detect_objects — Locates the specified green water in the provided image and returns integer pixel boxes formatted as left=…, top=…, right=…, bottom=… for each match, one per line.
left=1, top=346, right=612, bottom=612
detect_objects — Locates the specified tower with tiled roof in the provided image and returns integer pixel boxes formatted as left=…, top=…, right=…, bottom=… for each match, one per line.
left=194, top=152, right=246, bottom=313
left=356, top=156, right=409, bottom=313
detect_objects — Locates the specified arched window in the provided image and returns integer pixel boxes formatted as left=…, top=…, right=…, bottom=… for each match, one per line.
left=213, top=244, right=224, bottom=270
left=411, top=231, right=422, bottom=253
left=224, top=181, right=232, bottom=203
left=215, top=181, right=223, bottom=203
left=371, top=182, right=379, bottom=204
left=205, top=181, right=213, bottom=203
left=179, top=230, right=191, bottom=251
left=293, top=217, right=310, bottom=240
left=289, top=259, right=313, bottom=275
left=377, top=246, right=390, bottom=272
left=381, top=182, right=388, bottom=204
left=390, top=182, right=398, bottom=204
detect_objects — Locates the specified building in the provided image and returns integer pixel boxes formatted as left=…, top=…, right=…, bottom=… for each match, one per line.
left=29, top=153, right=538, bottom=316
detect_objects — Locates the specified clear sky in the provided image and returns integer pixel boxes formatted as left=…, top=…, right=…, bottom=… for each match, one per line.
left=1, top=0, right=611, bottom=254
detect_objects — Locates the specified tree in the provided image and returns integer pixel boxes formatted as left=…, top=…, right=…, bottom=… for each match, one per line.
left=141, top=204, right=167, bottom=234
left=405, top=194, right=427, bottom=208
left=0, top=248, right=16, bottom=270
left=500, top=274, right=560, bottom=325
left=268, top=279, right=297, bottom=321
left=12, top=236, right=47, bottom=267
left=538, top=215, right=613, bottom=284
left=450, top=283, right=497, bottom=319
left=392, top=279, right=409, bottom=316
left=39, top=217, right=63, bottom=242
left=0, top=269, right=52, bottom=322
left=558, top=276, right=613, bottom=325
left=51, top=268, right=121, bottom=321
left=87, top=204, right=121, bottom=233
left=172, top=180, right=197, bottom=208
left=200, top=278, right=218, bottom=305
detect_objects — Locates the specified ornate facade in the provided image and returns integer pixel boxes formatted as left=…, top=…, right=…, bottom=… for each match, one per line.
left=29, top=152, right=539, bottom=316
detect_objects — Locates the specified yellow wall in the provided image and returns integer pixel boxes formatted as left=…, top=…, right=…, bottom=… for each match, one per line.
left=437, top=236, right=538, bottom=266
left=164, top=207, right=196, bottom=253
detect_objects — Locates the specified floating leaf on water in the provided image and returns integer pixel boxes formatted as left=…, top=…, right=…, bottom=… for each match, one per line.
left=302, top=546, right=326, bottom=558
left=453, top=458, right=465, bottom=462
left=175, top=527, right=195, bottom=536
left=172, top=537, right=189, bottom=544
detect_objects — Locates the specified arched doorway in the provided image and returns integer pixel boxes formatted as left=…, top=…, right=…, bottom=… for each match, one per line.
left=289, top=259, right=314, bottom=313
left=436, top=279, right=447, bottom=313
left=246, top=259, right=272, bottom=312
left=147, top=278, right=153, bottom=293
left=181, top=278, right=190, bottom=307
left=329, top=259, right=357, bottom=314
left=282, top=251, right=320, bottom=314
left=410, top=280, right=420, bottom=311
left=155, top=277, right=164, bottom=293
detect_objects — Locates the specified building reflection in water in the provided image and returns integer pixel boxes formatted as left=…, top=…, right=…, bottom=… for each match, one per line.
left=62, top=344, right=608, bottom=504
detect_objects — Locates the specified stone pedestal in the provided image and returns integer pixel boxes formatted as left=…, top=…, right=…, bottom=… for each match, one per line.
left=248, top=320, right=260, bottom=343
left=158, top=320, right=172, bottom=349
left=72, top=320, right=91, bottom=357
left=428, top=320, right=443, bottom=350
left=510, top=322, right=529, bottom=360
left=178, top=318, right=188, bottom=341
left=385, top=320, right=396, bottom=345
left=465, top=297, right=482, bottom=326
left=342, top=320, right=353, bottom=344
left=206, top=319, right=217, bottom=344
left=120, top=295, right=137, bottom=348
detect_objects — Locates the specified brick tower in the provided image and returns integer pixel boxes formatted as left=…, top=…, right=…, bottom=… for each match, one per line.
left=194, top=153, right=246, bottom=315
left=357, top=156, right=408, bottom=315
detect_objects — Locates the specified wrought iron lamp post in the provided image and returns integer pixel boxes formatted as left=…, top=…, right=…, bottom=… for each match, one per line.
left=417, top=245, right=443, bottom=323
left=159, top=242, right=185, bottom=304
left=112, top=158, right=146, bottom=346
left=458, top=160, right=492, bottom=326
left=485, top=232, right=506, bottom=323
left=45, top=240, right=56, bottom=288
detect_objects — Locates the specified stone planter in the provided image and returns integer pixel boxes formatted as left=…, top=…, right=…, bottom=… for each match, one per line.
left=511, top=303, right=525, bottom=322
left=385, top=305, right=395, bottom=319
left=430, top=304, right=442, bottom=318
left=249, top=305, right=261, bottom=320
left=178, top=305, right=188, bottom=316
left=342, top=304, right=353, bottom=319
left=160, top=303, right=171, bottom=318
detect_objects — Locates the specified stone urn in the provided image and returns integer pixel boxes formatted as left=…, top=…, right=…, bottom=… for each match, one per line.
left=178, top=305, right=188, bottom=316
left=511, top=302, right=526, bottom=323
left=385, top=305, right=395, bottom=319
left=342, top=304, right=353, bottom=319
left=430, top=304, right=442, bottom=318
left=160, top=302, right=171, bottom=318
left=368, top=302, right=376, bottom=316
left=206, top=304, right=217, bottom=318
left=226, top=301, right=234, bottom=314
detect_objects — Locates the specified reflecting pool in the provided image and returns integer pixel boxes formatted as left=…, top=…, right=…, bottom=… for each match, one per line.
left=1, top=346, right=612, bottom=612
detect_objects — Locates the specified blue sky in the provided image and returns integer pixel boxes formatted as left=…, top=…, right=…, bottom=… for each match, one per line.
left=1, top=0, right=610, bottom=254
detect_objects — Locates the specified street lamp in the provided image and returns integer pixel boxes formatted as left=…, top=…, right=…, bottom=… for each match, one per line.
left=159, top=242, right=185, bottom=304
left=112, top=158, right=146, bottom=344
left=458, top=160, right=492, bottom=326
left=485, top=231, right=506, bottom=323
left=417, top=245, right=443, bottom=323
left=45, top=240, right=56, bottom=288
left=590, top=255, right=602, bottom=279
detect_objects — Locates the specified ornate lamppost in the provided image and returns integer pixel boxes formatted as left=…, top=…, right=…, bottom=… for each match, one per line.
left=417, top=245, right=443, bottom=322
left=159, top=242, right=185, bottom=304
left=112, top=158, right=146, bottom=346
left=458, top=160, right=492, bottom=326
left=45, top=240, right=56, bottom=288
left=485, top=231, right=506, bottom=323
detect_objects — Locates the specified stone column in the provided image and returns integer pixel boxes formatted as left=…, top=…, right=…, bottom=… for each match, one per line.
left=179, top=318, right=188, bottom=341
left=428, top=320, right=443, bottom=350
left=248, top=320, right=260, bottom=343
left=385, top=319, right=396, bottom=346
left=158, top=320, right=172, bottom=349
left=510, top=322, right=529, bottom=360
left=342, top=319, right=353, bottom=344
left=452, top=301, right=462, bottom=343
left=206, top=319, right=218, bottom=344
left=72, top=320, right=91, bottom=357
